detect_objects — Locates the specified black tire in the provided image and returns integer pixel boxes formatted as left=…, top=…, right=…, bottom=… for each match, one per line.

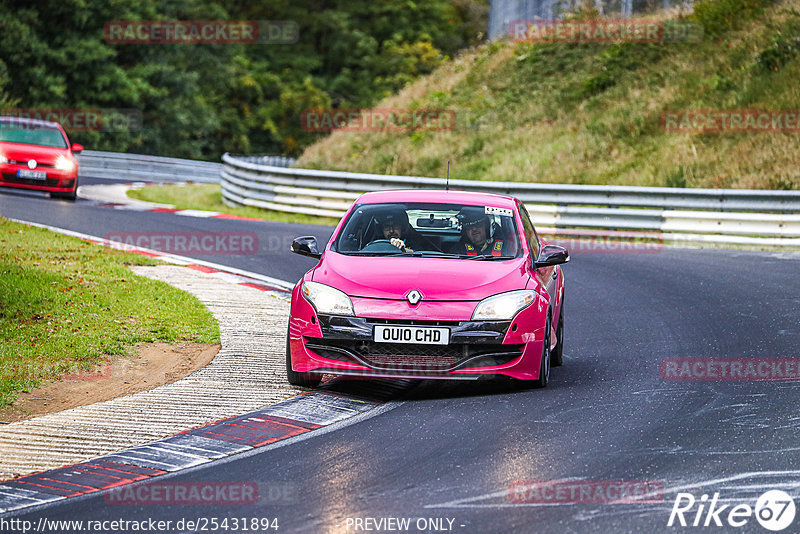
left=51, top=189, right=77, bottom=201
left=532, top=314, right=551, bottom=388
left=285, top=329, right=321, bottom=388
left=514, top=313, right=551, bottom=390
left=551, top=304, right=564, bottom=367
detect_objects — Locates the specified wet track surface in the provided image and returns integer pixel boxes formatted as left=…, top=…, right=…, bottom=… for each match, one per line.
left=3, top=182, right=800, bottom=533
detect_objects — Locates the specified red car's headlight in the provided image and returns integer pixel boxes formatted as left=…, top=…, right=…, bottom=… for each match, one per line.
left=55, top=155, right=76, bottom=172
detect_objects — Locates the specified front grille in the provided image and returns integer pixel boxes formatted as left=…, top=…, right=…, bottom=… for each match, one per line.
left=305, top=338, right=523, bottom=372
left=7, top=160, right=55, bottom=168
left=2, top=173, right=62, bottom=187
left=360, top=342, right=462, bottom=369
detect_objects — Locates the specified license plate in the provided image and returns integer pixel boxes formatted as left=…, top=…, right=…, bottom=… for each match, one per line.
left=17, top=169, right=47, bottom=180
left=373, top=325, right=450, bottom=345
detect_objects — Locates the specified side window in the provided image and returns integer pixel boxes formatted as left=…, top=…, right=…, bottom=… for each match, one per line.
left=519, top=205, right=541, bottom=258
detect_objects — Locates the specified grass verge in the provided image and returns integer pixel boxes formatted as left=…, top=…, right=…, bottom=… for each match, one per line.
left=0, top=218, right=220, bottom=408
left=127, top=183, right=341, bottom=226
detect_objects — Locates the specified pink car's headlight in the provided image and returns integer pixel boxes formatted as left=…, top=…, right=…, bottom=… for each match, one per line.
left=302, top=281, right=355, bottom=316
left=472, top=290, right=536, bottom=321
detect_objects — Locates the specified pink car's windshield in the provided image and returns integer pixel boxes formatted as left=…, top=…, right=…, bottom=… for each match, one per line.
left=334, top=202, right=521, bottom=259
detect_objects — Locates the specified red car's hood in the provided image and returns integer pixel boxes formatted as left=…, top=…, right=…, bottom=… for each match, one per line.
left=312, top=252, right=530, bottom=301
left=0, top=142, right=70, bottom=165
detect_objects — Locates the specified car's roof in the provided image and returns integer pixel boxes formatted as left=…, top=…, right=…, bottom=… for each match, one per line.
left=0, top=116, right=61, bottom=129
left=355, top=189, right=519, bottom=209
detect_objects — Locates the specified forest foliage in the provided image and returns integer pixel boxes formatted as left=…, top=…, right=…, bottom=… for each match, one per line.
left=0, top=0, right=487, bottom=160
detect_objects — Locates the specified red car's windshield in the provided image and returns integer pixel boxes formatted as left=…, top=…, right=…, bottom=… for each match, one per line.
left=334, top=202, right=522, bottom=259
left=0, top=120, right=68, bottom=148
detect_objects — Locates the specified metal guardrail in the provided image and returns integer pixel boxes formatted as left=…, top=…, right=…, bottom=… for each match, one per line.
left=78, top=150, right=222, bottom=183
left=78, top=150, right=295, bottom=184
left=221, top=153, right=800, bottom=249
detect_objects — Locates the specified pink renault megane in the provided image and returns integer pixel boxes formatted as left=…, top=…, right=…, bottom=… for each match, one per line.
left=287, top=190, right=569, bottom=388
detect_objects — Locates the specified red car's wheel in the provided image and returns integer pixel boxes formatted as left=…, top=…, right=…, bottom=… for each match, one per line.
left=51, top=189, right=77, bottom=201
left=51, top=177, right=78, bottom=201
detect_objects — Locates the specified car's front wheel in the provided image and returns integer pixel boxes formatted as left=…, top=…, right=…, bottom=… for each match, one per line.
left=532, top=315, right=551, bottom=388
left=551, top=303, right=564, bottom=367
left=514, top=313, right=551, bottom=389
left=51, top=187, right=77, bottom=201
left=50, top=191, right=78, bottom=202
left=285, top=329, right=321, bottom=388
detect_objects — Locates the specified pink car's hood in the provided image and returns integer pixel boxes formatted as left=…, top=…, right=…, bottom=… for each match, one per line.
left=312, top=252, right=530, bottom=301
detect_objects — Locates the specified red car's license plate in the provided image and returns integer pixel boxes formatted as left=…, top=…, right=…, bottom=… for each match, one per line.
left=373, top=325, right=450, bottom=345
left=17, top=169, right=47, bottom=180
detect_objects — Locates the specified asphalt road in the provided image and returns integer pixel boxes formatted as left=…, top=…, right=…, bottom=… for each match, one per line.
left=3, top=182, right=800, bottom=533
left=0, top=178, right=331, bottom=283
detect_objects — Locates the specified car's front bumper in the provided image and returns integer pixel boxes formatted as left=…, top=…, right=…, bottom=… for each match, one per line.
left=0, top=164, right=77, bottom=193
left=288, top=286, right=548, bottom=381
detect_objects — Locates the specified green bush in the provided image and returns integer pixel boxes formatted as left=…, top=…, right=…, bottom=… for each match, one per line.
left=755, top=21, right=800, bottom=71
left=692, top=0, right=776, bottom=37
left=580, top=43, right=665, bottom=99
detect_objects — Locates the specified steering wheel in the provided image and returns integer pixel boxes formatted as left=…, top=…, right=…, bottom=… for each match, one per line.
left=360, top=239, right=402, bottom=253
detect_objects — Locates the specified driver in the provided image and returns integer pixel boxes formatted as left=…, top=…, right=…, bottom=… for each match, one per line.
left=376, top=209, right=417, bottom=252
left=453, top=206, right=506, bottom=256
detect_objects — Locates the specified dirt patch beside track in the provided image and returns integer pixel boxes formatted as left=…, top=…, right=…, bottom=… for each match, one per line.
left=0, top=342, right=219, bottom=423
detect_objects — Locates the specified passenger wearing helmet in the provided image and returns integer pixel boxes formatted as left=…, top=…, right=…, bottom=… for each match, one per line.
left=453, top=206, right=506, bottom=256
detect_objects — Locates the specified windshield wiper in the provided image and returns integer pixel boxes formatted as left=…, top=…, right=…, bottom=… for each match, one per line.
left=461, top=255, right=514, bottom=260
left=344, top=251, right=398, bottom=256
left=392, top=251, right=463, bottom=258
left=346, top=251, right=464, bottom=258
left=346, top=251, right=493, bottom=259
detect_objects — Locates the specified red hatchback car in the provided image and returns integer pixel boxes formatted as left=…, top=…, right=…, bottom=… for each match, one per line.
left=0, top=117, right=83, bottom=200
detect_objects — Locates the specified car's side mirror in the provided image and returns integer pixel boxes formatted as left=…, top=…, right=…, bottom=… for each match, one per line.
left=71, top=143, right=84, bottom=153
left=534, top=244, right=569, bottom=268
left=291, top=236, right=322, bottom=259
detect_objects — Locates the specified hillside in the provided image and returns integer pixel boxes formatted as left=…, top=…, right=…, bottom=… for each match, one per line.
left=297, top=0, right=800, bottom=189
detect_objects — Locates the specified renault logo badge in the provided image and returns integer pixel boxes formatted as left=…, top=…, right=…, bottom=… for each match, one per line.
left=406, top=290, right=422, bottom=305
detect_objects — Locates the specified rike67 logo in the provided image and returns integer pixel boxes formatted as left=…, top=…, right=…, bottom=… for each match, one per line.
left=668, top=490, right=796, bottom=531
